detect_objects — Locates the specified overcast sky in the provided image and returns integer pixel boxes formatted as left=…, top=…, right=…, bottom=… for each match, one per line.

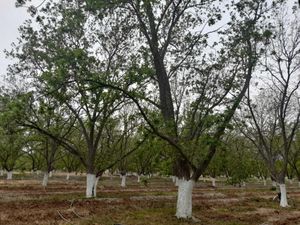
left=0, top=0, right=31, bottom=84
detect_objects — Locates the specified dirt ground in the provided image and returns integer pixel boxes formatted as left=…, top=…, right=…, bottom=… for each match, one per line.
left=0, top=173, right=300, bottom=225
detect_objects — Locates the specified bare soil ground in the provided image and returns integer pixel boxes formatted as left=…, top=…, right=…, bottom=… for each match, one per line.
left=0, top=174, right=300, bottom=225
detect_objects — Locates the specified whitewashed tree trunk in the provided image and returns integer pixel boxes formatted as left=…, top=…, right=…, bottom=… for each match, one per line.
left=176, top=179, right=194, bottom=219
left=175, top=177, right=179, bottom=187
left=0, top=170, right=4, bottom=176
left=42, top=172, right=49, bottom=187
left=93, top=176, right=100, bottom=197
left=137, top=175, right=141, bottom=183
left=172, top=176, right=176, bottom=183
left=212, top=178, right=216, bottom=187
left=121, top=175, right=126, bottom=187
left=279, top=184, right=289, bottom=207
left=272, top=181, right=277, bottom=188
left=66, top=173, right=70, bottom=180
left=6, top=171, right=13, bottom=180
left=86, top=173, right=96, bottom=198
left=263, top=179, right=267, bottom=186
left=49, top=171, right=53, bottom=178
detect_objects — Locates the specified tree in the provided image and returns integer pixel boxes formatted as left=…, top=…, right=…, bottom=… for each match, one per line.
left=237, top=6, right=300, bottom=207
left=0, top=90, right=27, bottom=179
left=222, top=134, right=257, bottom=187
left=289, top=131, right=300, bottom=187
left=7, top=1, right=130, bottom=197
left=131, top=135, right=162, bottom=182
left=84, top=0, right=275, bottom=218
left=60, top=151, right=82, bottom=180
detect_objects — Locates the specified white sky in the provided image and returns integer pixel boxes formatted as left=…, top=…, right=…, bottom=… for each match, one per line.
left=0, top=0, right=34, bottom=84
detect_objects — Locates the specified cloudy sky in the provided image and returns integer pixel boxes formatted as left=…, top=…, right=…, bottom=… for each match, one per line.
left=0, top=0, right=31, bottom=83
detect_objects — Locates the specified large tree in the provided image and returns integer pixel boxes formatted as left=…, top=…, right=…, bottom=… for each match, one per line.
left=83, top=0, right=275, bottom=218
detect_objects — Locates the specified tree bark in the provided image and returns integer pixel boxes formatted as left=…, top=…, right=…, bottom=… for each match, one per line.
left=121, top=175, right=126, bottom=188
left=6, top=171, right=13, bottom=180
left=42, top=172, right=49, bottom=187
left=86, top=173, right=96, bottom=198
left=176, top=179, right=194, bottom=219
left=279, top=183, right=289, bottom=207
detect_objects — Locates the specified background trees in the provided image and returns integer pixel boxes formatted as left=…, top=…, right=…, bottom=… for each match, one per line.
left=0, top=90, right=27, bottom=179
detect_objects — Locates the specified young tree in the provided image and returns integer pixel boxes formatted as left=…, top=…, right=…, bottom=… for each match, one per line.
left=60, top=151, right=82, bottom=180
left=131, top=135, right=162, bottom=183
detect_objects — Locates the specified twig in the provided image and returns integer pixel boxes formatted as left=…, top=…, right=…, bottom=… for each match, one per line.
left=57, top=210, right=71, bottom=222
left=71, top=209, right=84, bottom=219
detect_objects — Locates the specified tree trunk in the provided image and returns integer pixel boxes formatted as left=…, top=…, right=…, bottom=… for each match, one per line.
left=49, top=171, right=53, bottom=178
left=86, top=173, right=96, bottom=198
left=121, top=175, right=126, bottom=188
left=42, top=172, right=49, bottom=187
left=137, top=175, right=141, bottom=183
left=172, top=176, right=176, bottom=183
left=263, top=179, right=267, bottom=186
left=211, top=178, right=216, bottom=187
left=93, top=176, right=100, bottom=197
left=6, top=171, right=13, bottom=180
left=176, top=179, right=194, bottom=219
left=272, top=181, right=277, bottom=188
left=279, top=183, right=289, bottom=207
left=66, top=173, right=70, bottom=180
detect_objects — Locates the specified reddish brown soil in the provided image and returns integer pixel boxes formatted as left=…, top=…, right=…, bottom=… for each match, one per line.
left=0, top=175, right=299, bottom=225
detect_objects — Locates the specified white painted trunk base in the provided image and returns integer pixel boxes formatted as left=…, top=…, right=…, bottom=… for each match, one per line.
left=0, top=170, right=4, bottom=176
left=279, top=184, right=289, bottom=207
left=172, top=176, right=176, bottom=183
left=137, top=175, right=141, bottom=183
left=86, top=174, right=96, bottom=198
left=212, top=178, right=216, bottom=187
left=7, top=171, right=13, bottom=180
left=176, top=179, right=194, bottom=219
left=121, top=175, right=126, bottom=188
left=42, top=172, right=49, bottom=187
left=175, top=177, right=179, bottom=187
left=66, top=173, right=70, bottom=180
left=263, top=179, right=267, bottom=186
left=49, top=171, right=53, bottom=177
left=93, top=177, right=100, bottom=197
